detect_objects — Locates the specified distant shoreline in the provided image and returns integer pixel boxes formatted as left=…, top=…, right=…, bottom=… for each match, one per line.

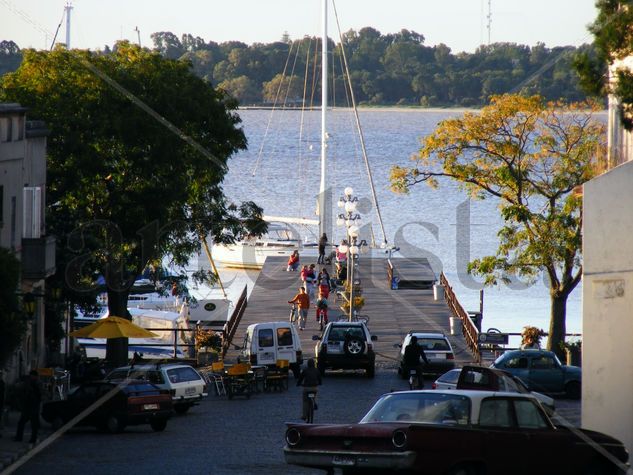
left=239, top=105, right=607, bottom=114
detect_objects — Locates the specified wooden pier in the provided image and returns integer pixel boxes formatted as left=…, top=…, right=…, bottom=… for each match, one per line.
left=224, top=255, right=475, bottom=368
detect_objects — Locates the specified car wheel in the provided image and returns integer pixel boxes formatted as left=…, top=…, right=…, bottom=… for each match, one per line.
left=290, top=363, right=300, bottom=379
left=317, top=362, right=326, bottom=376
left=51, top=416, right=64, bottom=431
left=366, top=364, right=375, bottom=378
left=344, top=337, right=365, bottom=357
left=565, top=381, right=581, bottom=400
left=174, top=404, right=191, bottom=414
left=105, top=415, right=125, bottom=434
left=446, top=464, right=477, bottom=475
left=150, top=418, right=168, bottom=432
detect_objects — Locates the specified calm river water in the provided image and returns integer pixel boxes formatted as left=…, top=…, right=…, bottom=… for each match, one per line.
left=220, top=108, right=582, bottom=341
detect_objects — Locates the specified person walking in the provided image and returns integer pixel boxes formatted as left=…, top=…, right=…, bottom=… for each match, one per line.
left=403, top=336, right=429, bottom=389
left=14, top=370, right=42, bottom=444
left=296, top=359, right=322, bottom=421
left=317, top=233, right=328, bottom=264
left=288, top=287, right=310, bottom=330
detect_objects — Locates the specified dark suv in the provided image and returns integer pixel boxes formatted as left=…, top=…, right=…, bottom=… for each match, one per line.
left=313, top=322, right=377, bottom=377
left=42, top=380, right=173, bottom=433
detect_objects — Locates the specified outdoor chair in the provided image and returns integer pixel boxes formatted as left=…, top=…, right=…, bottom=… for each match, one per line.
left=265, top=359, right=289, bottom=391
left=208, top=361, right=226, bottom=396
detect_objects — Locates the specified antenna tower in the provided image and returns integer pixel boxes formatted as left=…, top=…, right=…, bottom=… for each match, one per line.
left=134, top=26, right=142, bottom=47
left=65, top=1, right=73, bottom=49
left=486, top=0, right=492, bottom=45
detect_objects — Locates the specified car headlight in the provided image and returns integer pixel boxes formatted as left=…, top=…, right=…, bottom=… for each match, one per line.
left=392, top=429, right=407, bottom=449
left=286, top=427, right=301, bottom=447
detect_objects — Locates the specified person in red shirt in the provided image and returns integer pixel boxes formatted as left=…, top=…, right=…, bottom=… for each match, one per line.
left=288, top=287, right=310, bottom=330
left=287, top=250, right=300, bottom=271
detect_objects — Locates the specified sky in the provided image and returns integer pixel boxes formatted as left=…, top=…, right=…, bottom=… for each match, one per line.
left=1, top=0, right=598, bottom=53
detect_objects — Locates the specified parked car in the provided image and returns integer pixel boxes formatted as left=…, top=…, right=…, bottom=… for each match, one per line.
left=432, top=365, right=555, bottom=415
left=284, top=389, right=629, bottom=474
left=397, top=332, right=455, bottom=377
left=491, top=349, right=582, bottom=399
left=313, top=321, right=377, bottom=377
left=42, top=380, right=172, bottom=433
left=106, top=363, right=208, bottom=413
left=241, top=322, right=303, bottom=378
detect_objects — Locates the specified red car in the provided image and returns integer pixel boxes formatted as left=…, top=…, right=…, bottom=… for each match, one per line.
left=284, top=390, right=629, bottom=474
left=42, top=380, right=173, bottom=433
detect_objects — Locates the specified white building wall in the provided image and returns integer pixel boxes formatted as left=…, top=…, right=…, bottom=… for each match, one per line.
left=582, top=160, right=633, bottom=456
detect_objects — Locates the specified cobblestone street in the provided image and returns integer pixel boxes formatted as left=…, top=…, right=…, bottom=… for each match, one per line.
left=9, top=362, right=580, bottom=475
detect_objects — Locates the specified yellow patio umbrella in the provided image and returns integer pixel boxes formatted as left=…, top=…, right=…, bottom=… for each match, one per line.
left=70, top=316, right=158, bottom=339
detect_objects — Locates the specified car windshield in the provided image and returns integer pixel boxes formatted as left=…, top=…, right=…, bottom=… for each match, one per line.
left=438, top=370, right=460, bottom=384
left=360, top=392, right=470, bottom=426
left=166, top=366, right=202, bottom=383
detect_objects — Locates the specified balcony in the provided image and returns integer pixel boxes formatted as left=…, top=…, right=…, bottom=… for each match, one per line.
left=21, top=235, right=56, bottom=280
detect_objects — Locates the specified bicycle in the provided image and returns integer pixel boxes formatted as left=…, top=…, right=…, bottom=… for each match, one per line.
left=289, top=303, right=298, bottom=323
left=408, top=367, right=424, bottom=390
left=305, top=390, right=317, bottom=423
left=316, top=308, right=328, bottom=331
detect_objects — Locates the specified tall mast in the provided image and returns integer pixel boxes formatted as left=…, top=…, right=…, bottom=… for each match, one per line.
left=318, top=0, right=328, bottom=238
left=65, top=2, right=73, bottom=49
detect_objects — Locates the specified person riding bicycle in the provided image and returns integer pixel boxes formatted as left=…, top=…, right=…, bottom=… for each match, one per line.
left=315, top=291, right=328, bottom=330
left=404, top=336, right=429, bottom=388
left=296, top=358, right=322, bottom=421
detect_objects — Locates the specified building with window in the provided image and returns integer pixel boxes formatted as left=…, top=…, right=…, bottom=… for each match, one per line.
left=0, top=103, right=56, bottom=381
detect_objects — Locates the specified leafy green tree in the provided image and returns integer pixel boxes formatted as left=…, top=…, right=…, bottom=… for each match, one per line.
left=574, top=0, right=633, bottom=129
left=390, top=94, right=606, bottom=356
left=262, top=73, right=304, bottom=104
left=219, top=75, right=261, bottom=104
left=0, top=248, right=24, bottom=366
left=150, top=31, right=185, bottom=59
left=0, top=40, right=22, bottom=76
left=1, top=43, right=264, bottom=365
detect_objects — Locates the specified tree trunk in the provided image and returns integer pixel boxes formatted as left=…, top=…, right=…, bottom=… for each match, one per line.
left=105, top=289, right=131, bottom=369
left=547, top=293, right=567, bottom=360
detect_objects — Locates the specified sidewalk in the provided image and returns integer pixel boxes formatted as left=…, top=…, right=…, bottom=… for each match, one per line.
left=0, top=409, right=50, bottom=473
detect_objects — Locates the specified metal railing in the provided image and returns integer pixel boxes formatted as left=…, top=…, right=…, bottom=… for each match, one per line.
left=440, top=272, right=481, bottom=363
left=222, top=285, right=248, bottom=357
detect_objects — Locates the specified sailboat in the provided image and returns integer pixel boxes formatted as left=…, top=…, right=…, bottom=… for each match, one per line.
left=210, top=0, right=389, bottom=270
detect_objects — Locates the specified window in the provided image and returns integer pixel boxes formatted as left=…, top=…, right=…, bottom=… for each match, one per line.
left=148, top=371, right=165, bottom=384
left=531, top=356, right=556, bottom=370
left=419, top=338, right=450, bottom=351
left=514, top=400, right=548, bottom=429
left=277, top=327, right=293, bottom=346
left=479, top=399, right=512, bottom=427
left=166, top=366, right=201, bottom=383
left=258, top=328, right=274, bottom=348
left=504, top=357, right=528, bottom=369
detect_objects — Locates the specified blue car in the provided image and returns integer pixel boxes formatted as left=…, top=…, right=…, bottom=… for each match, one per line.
left=491, top=349, right=582, bottom=399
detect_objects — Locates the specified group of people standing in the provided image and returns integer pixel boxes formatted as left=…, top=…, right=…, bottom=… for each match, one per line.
left=286, top=233, right=356, bottom=331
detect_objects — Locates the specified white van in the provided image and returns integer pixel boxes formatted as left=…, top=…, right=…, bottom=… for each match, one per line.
left=241, top=322, right=303, bottom=377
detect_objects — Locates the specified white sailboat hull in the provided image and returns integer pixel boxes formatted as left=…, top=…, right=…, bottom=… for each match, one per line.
left=211, top=242, right=298, bottom=270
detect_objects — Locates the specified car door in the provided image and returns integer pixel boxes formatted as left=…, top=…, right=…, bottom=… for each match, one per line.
left=324, top=326, right=346, bottom=355
left=275, top=325, right=296, bottom=363
left=479, top=397, right=529, bottom=475
left=528, top=354, right=565, bottom=393
left=498, top=355, right=530, bottom=385
left=255, top=325, right=276, bottom=365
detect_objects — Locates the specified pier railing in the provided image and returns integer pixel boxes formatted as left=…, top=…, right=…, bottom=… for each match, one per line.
left=440, top=272, right=481, bottom=363
left=222, top=284, right=248, bottom=357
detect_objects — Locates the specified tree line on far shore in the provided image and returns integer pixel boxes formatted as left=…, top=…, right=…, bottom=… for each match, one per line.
left=1, top=28, right=595, bottom=108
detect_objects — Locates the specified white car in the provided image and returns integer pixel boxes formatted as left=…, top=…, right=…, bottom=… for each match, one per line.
left=432, top=366, right=555, bottom=415
left=107, top=363, right=208, bottom=414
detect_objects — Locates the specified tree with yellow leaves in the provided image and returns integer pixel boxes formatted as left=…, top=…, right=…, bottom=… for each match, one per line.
left=390, top=94, right=606, bottom=356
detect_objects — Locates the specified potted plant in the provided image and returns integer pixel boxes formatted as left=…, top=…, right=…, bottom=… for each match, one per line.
left=560, top=339, right=582, bottom=367
left=340, top=296, right=365, bottom=315
left=195, top=329, right=222, bottom=365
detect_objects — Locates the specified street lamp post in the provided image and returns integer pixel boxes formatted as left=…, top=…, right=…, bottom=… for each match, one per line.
left=337, top=187, right=363, bottom=322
